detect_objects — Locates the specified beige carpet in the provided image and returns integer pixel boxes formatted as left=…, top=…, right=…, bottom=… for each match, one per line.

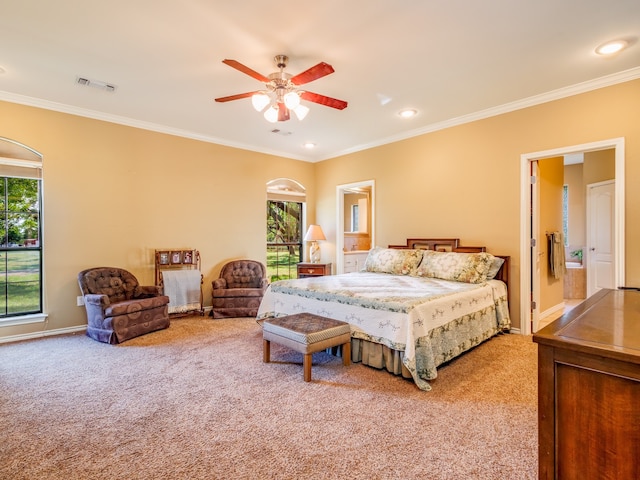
left=0, top=317, right=538, bottom=479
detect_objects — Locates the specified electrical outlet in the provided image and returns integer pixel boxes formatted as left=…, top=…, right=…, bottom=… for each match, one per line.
left=76, top=296, right=84, bottom=306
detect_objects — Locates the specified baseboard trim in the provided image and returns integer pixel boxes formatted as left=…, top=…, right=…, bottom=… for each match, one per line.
left=0, top=325, right=87, bottom=344
left=540, top=302, right=565, bottom=320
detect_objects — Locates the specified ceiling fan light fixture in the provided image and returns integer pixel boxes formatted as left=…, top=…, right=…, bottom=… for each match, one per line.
left=264, top=105, right=279, bottom=123
left=252, top=92, right=270, bottom=112
left=284, top=91, right=301, bottom=109
left=215, top=55, right=347, bottom=123
left=293, top=104, right=309, bottom=121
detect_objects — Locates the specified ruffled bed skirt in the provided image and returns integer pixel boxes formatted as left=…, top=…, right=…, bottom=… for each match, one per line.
left=329, top=338, right=413, bottom=379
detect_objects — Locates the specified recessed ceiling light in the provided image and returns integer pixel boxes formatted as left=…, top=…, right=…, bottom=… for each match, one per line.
left=303, top=142, right=316, bottom=149
left=595, top=40, right=628, bottom=56
left=398, top=108, right=418, bottom=118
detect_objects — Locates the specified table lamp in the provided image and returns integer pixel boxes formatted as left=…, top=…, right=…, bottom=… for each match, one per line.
left=304, top=225, right=326, bottom=263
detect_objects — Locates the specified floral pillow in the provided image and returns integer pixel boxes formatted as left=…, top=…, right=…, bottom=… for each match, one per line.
left=364, top=247, right=424, bottom=275
left=415, top=251, right=495, bottom=284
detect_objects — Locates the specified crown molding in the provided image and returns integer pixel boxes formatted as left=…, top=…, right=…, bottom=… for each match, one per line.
left=0, top=91, right=310, bottom=161
left=2, top=66, right=639, bottom=164
left=326, top=66, right=640, bottom=162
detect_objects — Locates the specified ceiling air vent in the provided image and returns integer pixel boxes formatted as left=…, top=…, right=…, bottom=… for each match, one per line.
left=270, top=129, right=292, bottom=136
left=76, top=76, right=117, bottom=93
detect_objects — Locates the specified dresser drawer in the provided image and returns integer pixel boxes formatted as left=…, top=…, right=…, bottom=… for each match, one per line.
left=297, top=263, right=332, bottom=278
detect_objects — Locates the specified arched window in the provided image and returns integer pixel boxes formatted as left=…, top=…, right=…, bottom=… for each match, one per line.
left=0, top=137, right=44, bottom=321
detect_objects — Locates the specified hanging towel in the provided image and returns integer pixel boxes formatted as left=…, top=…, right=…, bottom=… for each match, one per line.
left=161, top=269, right=202, bottom=314
left=547, top=232, right=566, bottom=280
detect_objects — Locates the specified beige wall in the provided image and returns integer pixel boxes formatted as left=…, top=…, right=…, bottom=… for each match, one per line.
left=0, top=101, right=315, bottom=338
left=315, top=79, right=640, bottom=330
left=564, top=163, right=585, bottom=248
left=584, top=149, right=615, bottom=185
left=538, top=157, right=565, bottom=312
left=1, top=78, right=639, bottom=337
left=565, top=149, right=615, bottom=251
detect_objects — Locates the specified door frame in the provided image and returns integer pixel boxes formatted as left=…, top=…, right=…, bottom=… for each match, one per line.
left=520, top=138, right=625, bottom=335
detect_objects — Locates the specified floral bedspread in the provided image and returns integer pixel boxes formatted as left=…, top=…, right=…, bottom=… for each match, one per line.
left=257, top=272, right=511, bottom=390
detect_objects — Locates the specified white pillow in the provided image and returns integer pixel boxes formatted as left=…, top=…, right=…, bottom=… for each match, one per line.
left=485, top=256, right=505, bottom=280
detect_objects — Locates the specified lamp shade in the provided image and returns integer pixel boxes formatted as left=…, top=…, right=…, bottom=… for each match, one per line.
left=263, top=105, right=279, bottom=123
left=284, top=91, right=301, bottom=109
left=304, top=225, right=326, bottom=242
left=293, top=104, right=309, bottom=121
left=251, top=92, right=270, bottom=112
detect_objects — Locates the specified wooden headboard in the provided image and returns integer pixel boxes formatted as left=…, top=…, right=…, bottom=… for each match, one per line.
left=388, top=238, right=510, bottom=289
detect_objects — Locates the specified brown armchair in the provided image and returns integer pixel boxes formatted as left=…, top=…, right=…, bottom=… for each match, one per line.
left=211, top=260, right=268, bottom=318
left=78, top=267, right=170, bottom=344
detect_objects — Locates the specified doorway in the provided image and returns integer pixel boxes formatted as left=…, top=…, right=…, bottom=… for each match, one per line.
left=336, top=180, right=375, bottom=274
left=520, top=138, right=625, bottom=335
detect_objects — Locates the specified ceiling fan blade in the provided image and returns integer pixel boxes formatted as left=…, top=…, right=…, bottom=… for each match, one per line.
left=290, top=62, right=335, bottom=85
left=277, top=103, right=290, bottom=122
left=214, top=91, right=261, bottom=103
left=300, top=91, right=348, bottom=110
left=222, top=59, right=270, bottom=83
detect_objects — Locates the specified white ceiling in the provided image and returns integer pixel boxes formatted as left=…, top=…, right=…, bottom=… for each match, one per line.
left=1, top=1, right=639, bottom=162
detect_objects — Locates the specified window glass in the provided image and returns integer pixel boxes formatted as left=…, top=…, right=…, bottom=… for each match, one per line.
left=267, top=200, right=302, bottom=281
left=0, top=177, right=42, bottom=317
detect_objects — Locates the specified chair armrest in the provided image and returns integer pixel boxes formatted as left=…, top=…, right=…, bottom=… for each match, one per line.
left=134, top=285, right=162, bottom=298
left=213, top=278, right=227, bottom=290
left=83, top=294, right=110, bottom=307
left=259, top=278, right=268, bottom=289
left=81, top=294, right=111, bottom=330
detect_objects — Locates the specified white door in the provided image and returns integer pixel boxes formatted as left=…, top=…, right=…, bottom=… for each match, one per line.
left=587, top=180, right=615, bottom=296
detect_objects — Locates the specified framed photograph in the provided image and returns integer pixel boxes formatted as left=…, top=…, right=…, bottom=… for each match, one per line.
left=183, top=250, right=193, bottom=264
left=158, top=251, right=170, bottom=265
left=170, top=251, right=182, bottom=264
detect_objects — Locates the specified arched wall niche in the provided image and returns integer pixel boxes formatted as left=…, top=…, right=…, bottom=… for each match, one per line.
left=266, top=177, right=306, bottom=202
left=0, top=137, right=42, bottom=162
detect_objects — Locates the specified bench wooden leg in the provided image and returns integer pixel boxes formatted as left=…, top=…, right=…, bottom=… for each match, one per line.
left=343, top=341, right=351, bottom=366
left=303, top=353, right=312, bottom=382
left=263, top=339, right=271, bottom=363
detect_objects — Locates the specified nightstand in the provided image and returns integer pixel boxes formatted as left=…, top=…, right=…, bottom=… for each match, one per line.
left=297, top=262, right=332, bottom=278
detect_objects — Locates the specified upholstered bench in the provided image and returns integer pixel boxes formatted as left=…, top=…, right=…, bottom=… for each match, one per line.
left=262, top=313, right=351, bottom=382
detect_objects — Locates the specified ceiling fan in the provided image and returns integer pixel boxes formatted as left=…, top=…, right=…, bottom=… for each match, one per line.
left=214, top=55, right=348, bottom=122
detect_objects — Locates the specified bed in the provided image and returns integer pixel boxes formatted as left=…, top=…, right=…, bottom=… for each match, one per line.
left=257, top=238, right=510, bottom=391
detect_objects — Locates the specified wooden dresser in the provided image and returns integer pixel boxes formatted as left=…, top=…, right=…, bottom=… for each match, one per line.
left=532, top=289, right=640, bottom=480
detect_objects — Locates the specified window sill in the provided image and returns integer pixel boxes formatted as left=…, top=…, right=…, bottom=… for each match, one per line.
left=0, top=313, right=48, bottom=327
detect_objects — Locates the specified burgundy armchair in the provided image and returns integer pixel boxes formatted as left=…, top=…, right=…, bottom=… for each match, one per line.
left=211, top=260, right=268, bottom=318
left=78, top=267, right=170, bottom=344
